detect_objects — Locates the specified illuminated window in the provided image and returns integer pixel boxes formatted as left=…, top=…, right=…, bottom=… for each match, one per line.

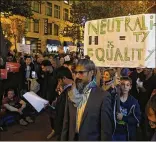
left=54, top=24, right=59, bottom=36
left=54, top=5, right=60, bottom=19
left=32, top=2, right=41, bottom=13
left=46, top=2, right=52, bottom=16
left=63, top=8, right=69, bottom=21
left=48, top=23, right=52, bottom=35
left=34, top=19, right=39, bottom=33
left=26, top=19, right=31, bottom=32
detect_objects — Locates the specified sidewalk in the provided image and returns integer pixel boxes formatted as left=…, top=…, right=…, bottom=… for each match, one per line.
left=0, top=112, right=52, bottom=141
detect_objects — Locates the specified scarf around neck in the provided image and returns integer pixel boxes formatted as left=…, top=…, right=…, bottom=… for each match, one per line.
left=68, top=80, right=97, bottom=108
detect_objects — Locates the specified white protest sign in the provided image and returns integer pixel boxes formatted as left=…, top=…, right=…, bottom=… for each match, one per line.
left=84, top=14, right=156, bottom=68
left=17, top=43, right=30, bottom=54
left=23, top=92, right=49, bottom=112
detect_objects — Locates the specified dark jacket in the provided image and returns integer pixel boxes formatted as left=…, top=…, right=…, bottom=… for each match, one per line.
left=151, top=131, right=156, bottom=141
left=113, top=95, right=141, bottom=141
left=129, top=70, right=145, bottom=100
left=19, top=63, right=34, bottom=91
left=42, top=71, right=58, bottom=103
left=138, top=75, right=156, bottom=112
left=61, top=86, right=113, bottom=141
left=0, top=79, right=4, bottom=108
left=54, top=85, right=72, bottom=138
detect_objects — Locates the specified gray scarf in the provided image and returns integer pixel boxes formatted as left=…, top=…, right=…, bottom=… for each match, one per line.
left=68, top=81, right=95, bottom=108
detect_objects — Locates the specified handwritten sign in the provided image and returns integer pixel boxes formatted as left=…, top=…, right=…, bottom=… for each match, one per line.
left=0, top=69, right=7, bottom=79
left=6, top=62, right=20, bottom=72
left=17, top=43, right=30, bottom=54
left=84, top=14, right=156, bottom=68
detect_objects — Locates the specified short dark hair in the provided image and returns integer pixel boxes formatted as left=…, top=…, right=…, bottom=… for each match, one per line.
left=146, top=95, right=156, bottom=116
left=77, top=59, right=95, bottom=72
left=104, top=68, right=116, bottom=78
left=56, top=66, right=73, bottom=80
left=41, top=60, right=51, bottom=66
left=120, top=76, right=132, bottom=84
left=4, top=88, right=15, bottom=97
left=24, top=55, right=32, bottom=60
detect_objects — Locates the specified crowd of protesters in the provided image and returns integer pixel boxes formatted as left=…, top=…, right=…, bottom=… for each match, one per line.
left=0, top=49, right=156, bottom=141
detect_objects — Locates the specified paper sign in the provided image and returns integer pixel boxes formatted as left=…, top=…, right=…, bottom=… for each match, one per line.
left=23, top=92, right=49, bottom=112
left=69, top=46, right=77, bottom=52
left=0, top=69, right=7, bottom=79
left=17, top=43, right=30, bottom=54
left=84, top=14, right=156, bottom=68
left=6, top=62, right=20, bottom=72
left=64, top=55, right=70, bottom=61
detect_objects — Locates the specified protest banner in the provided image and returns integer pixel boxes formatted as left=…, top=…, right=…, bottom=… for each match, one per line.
left=23, top=92, right=49, bottom=112
left=84, top=14, right=156, bottom=68
left=0, top=69, right=7, bottom=79
left=69, top=46, right=77, bottom=52
left=17, top=43, right=30, bottom=54
left=6, top=62, right=20, bottom=72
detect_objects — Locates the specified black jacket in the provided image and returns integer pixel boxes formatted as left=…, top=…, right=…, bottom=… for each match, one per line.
left=42, top=71, right=58, bottom=103
left=19, top=63, right=34, bottom=91
left=54, top=85, right=72, bottom=137
left=61, top=86, right=113, bottom=141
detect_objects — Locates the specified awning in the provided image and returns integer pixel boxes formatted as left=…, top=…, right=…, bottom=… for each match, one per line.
left=63, top=41, right=73, bottom=46
left=47, top=39, right=61, bottom=46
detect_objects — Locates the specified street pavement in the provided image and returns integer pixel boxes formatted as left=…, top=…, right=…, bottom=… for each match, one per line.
left=0, top=111, right=54, bottom=141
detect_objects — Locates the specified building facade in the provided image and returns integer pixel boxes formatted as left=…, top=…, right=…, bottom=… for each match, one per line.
left=25, top=0, right=73, bottom=53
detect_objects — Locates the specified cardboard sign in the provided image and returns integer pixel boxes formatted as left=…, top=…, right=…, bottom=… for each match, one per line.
left=0, top=69, right=7, bottom=79
left=17, top=43, right=30, bottom=54
left=84, top=14, right=156, bottom=68
left=6, top=62, right=20, bottom=72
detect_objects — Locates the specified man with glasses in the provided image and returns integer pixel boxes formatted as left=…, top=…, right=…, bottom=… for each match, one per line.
left=61, top=59, right=113, bottom=141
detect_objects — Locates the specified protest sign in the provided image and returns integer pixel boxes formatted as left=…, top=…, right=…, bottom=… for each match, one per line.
left=84, top=14, right=156, bottom=68
left=69, top=46, right=77, bottom=52
left=23, top=92, right=49, bottom=112
left=17, top=43, right=30, bottom=54
left=0, top=69, right=7, bottom=79
left=6, top=62, right=20, bottom=72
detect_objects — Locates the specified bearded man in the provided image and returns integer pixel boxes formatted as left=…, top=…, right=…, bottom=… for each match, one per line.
left=61, top=59, right=113, bottom=141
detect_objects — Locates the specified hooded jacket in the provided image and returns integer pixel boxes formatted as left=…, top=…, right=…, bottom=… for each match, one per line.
left=113, top=95, right=141, bottom=141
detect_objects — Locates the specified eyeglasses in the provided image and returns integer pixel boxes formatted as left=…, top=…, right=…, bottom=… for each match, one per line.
left=73, top=70, right=89, bottom=75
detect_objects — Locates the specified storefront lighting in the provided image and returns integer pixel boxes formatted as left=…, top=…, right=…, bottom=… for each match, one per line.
left=22, top=37, right=26, bottom=44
